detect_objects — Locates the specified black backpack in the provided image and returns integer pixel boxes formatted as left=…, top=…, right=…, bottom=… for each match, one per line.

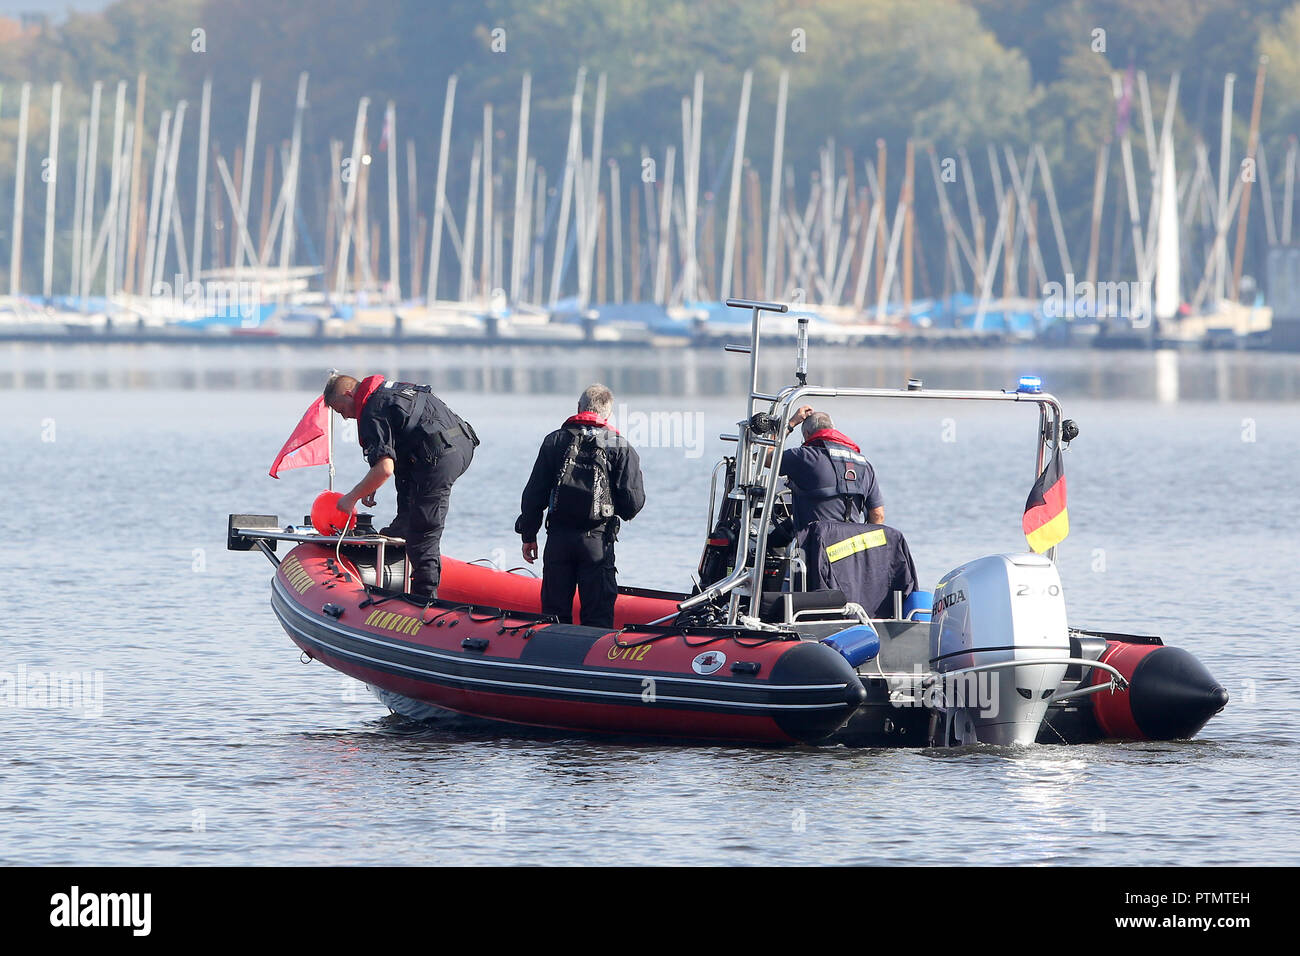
left=549, top=429, right=615, bottom=529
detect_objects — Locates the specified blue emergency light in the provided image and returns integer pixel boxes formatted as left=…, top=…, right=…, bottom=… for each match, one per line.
left=1016, top=375, right=1042, bottom=394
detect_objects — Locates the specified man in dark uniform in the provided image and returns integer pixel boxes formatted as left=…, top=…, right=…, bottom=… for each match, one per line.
left=326, top=372, right=478, bottom=601
left=516, top=384, right=645, bottom=629
left=778, top=406, right=909, bottom=617
left=779, top=406, right=884, bottom=531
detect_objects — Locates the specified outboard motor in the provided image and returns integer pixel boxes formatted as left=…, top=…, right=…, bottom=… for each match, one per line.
left=928, top=553, right=1070, bottom=746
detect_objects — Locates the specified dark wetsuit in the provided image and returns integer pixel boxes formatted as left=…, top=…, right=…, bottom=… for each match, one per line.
left=359, top=381, right=478, bottom=599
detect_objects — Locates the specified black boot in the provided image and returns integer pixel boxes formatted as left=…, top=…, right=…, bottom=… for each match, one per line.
left=379, top=516, right=408, bottom=538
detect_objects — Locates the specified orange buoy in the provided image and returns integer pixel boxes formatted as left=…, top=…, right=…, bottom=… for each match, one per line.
left=310, top=491, right=356, bottom=535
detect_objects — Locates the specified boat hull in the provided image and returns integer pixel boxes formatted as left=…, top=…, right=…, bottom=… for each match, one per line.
left=271, top=544, right=867, bottom=744
left=266, top=543, right=1225, bottom=747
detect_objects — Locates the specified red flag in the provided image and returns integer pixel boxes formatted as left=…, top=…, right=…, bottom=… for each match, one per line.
left=269, top=397, right=331, bottom=478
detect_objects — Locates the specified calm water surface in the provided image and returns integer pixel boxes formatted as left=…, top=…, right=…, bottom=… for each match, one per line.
left=2, top=380, right=1297, bottom=865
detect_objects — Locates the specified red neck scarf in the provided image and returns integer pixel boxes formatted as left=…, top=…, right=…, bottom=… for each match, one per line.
left=352, top=375, right=386, bottom=443
left=803, top=428, right=861, bottom=453
left=564, top=411, right=619, bottom=434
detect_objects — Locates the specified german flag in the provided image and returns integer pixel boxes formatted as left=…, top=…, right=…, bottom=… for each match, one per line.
left=1023, top=448, right=1069, bottom=553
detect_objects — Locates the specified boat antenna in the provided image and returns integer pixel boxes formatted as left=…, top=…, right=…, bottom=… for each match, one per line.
left=795, top=315, right=809, bottom=386
left=326, top=367, right=338, bottom=492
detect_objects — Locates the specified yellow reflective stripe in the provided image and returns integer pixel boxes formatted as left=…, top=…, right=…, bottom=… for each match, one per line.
left=365, top=609, right=422, bottom=635
left=281, top=556, right=315, bottom=594
left=825, top=528, right=887, bottom=563
left=1025, top=509, right=1070, bottom=553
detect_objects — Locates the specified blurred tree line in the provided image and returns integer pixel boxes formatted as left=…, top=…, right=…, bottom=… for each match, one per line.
left=3, top=0, right=1299, bottom=297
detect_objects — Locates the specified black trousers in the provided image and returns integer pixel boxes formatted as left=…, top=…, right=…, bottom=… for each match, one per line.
left=404, top=435, right=474, bottom=598
left=540, top=524, right=618, bottom=629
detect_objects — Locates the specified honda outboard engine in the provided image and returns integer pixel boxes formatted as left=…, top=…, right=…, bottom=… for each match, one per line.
left=928, top=553, right=1070, bottom=746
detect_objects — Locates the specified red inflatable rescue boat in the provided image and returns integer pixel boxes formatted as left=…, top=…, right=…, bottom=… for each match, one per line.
left=251, top=533, right=867, bottom=745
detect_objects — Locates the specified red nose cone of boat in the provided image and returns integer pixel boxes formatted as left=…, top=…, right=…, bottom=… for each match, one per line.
left=311, top=491, right=356, bottom=535
left=1092, top=642, right=1228, bottom=741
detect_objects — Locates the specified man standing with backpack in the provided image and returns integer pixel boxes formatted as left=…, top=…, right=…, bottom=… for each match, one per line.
left=516, top=385, right=646, bottom=628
